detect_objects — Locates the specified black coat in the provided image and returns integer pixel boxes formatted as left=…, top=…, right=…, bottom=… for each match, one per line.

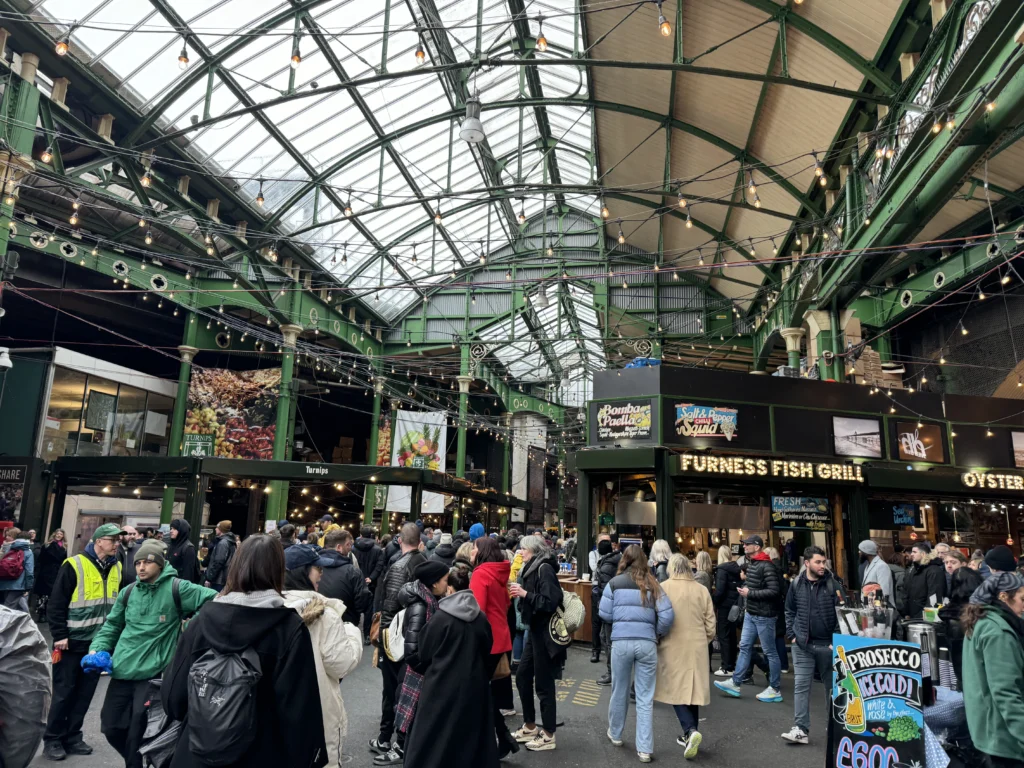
left=380, top=550, right=426, bottom=630
left=519, top=552, right=566, bottom=662
left=167, top=519, right=200, bottom=584
left=714, top=561, right=742, bottom=611
left=353, top=538, right=385, bottom=585
left=743, top=556, right=781, bottom=617
left=398, top=581, right=438, bottom=671
left=33, top=541, right=66, bottom=596
left=404, top=591, right=498, bottom=768
left=117, top=543, right=138, bottom=588
left=591, top=551, right=621, bottom=601
left=906, top=557, right=947, bottom=618
left=162, top=600, right=327, bottom=768
left=430, top=543, right=457, bottom=567
left=785, top=570, right=842, bottom=650
left=204, top=532, right=237, bottom=587
left=318, top=550, right=371, bottom=623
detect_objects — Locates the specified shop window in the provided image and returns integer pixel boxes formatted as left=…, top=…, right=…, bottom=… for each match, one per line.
left=40, top=367, right=87, bottom=461
left=140, top=394, right=173, bottom=456
left=111, top=385, right=147, bottom=456
left=76, top=376, right=119, bottom=457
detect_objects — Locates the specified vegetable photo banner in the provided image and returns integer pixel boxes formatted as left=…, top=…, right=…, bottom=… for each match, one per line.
left=186, top=368, right=281, bottom=459
left=386, top=410, right=447, bottom=516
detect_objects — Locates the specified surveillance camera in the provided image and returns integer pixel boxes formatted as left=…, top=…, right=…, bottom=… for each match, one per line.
left=190, top=115, right=199, bottom=125
left=310, top=80, right=319, bottom=89
left=0, top=347, right=12, bottom=370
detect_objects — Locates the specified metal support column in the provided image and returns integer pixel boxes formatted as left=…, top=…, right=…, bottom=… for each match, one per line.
left=410, top=483, right=423, bottom=521
left=161, top=321, right=198, bottom=523
left=456, top=350, right=472, bottom=479
left=779, top=327, right=805, bottom=371
left=364, top=376, right=385, bottom=524
left=380, top=398, right=402, bottom=536
left=267, top=324, right=302, bottom=521
left=655, top=449, right=675, bottom=543
left=577, top=471, right=592, bottom=577
left=184, top=470, right=206, bottom=546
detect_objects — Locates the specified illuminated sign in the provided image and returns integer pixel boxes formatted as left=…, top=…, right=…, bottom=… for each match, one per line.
left=595, top=401, right=653, bottom=441
left=961, top=472, right=1024, bottom=490
left=679, top=454, right=864, bottom=483
left=675, top=404, right=738, bottom=441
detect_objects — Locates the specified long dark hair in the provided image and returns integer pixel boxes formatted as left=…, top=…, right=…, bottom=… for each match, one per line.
left=961, top=587, right=1024, bottom=638
left=617, top=545, right=661, bottom=607
left=222, top=535, right=285, bottom=594
left=473, top=536, right=503, bottom=564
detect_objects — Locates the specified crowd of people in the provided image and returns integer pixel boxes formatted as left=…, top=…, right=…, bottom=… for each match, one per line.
left=3, top=516, right=1024, bottom=768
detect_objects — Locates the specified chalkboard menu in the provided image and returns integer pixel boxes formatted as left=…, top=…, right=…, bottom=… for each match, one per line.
left=770, top=496, right=831, bottom=530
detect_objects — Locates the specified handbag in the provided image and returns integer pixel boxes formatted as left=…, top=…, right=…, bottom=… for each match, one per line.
left=383, top=609, right=407, bottom=662
left=369, top=611, right=382, bottom=647
left=727, top=595, right=744, bottom=624
left=492, top=655, right=511, bottom=680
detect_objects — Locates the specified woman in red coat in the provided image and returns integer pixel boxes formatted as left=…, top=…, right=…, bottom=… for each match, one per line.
left=470, top=537, right=517, bottom=758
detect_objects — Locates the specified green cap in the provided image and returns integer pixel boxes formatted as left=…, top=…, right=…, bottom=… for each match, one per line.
left=92, top=523, right=126, bottom=541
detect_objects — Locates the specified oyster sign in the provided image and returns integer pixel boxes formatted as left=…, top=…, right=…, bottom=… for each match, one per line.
left=595, top=401, right=653, bottom=441
left=675, top=403, right=738, bottom=441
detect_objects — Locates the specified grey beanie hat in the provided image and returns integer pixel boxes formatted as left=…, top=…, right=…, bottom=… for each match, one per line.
left=858, top=540, right=878, bottom=556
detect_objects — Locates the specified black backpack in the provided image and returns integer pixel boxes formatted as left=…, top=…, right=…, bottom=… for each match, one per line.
left=186, top=646, right=262, bottom=765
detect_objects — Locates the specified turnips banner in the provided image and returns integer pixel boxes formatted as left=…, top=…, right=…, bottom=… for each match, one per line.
left=186, top=368, right=281, bottom=459
left=386, top=410, right=447, bottom=516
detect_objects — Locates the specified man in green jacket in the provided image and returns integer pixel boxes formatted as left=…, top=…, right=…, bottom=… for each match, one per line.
left=87, top=539, right=217, bottom=767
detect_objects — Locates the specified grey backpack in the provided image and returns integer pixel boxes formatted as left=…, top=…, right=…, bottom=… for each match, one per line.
left=186, top=647, right=262, bottom=765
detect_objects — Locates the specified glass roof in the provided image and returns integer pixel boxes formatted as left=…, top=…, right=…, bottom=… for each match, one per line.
left=30, top=0, right=596, bottom=321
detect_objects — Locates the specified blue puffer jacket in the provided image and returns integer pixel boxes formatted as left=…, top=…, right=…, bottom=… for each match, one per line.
left=599, top=573, right=674, bottom=643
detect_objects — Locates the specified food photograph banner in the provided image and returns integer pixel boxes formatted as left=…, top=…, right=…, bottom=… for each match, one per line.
left=366, top=409, right=394, bottom=510
left=828, top=636, right=924, bottom=768
left=593, top=400, right=654, bottom=442
left=186, top=368, right=281, bottom=459
left=770, top=496, right=831, bottom=530
left=386, top=410, right=447, bottom=516
left=674, top=403, right=738, bottom=441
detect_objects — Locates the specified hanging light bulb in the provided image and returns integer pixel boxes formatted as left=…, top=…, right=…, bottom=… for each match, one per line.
left=875, top=146, right=885, bottom=160
left=40, top=146, right=53, bottom=164
left=819, top=174, right=828, bottom=187
left=536, top=16, right=547, bottom=52
left=601, top=199, right=610, bottom=219
left=885, top=146, right=894, bottom=160
left=677, top=191, right=687, bottom=208
left=685, top=211, right=693, bottom=228
left=69, top=212, right=79, bottom=226
left=505, top=268, right=512, bottom=281
left=207, top=243, right=215, bottom=256
left=961, top=323, right=969, bottom=336
left=141, top=169, right=152, bottom=188
left=1001, top=273, right=1011, bottom=285
left=344, top=197, right=353, bottom=217
left=138, top=217, right=146, bottom=228
left=657, top=0, right=671, bottom=36
left=748, top=238, right=756, bottom=257
left=946, top=112, right=956, bottom=132
left=771, top=238, right=778, bottom=255
left=415, top=31, right=426, bottom=64
left=256, top=177, right=265, bottom=207
left=290, top=38, right=302, bottom=69
left=3, top=186, right=16, bottom=206
left=518, top=199, right=527, bottom=225
left=268, top=242, right=278, bottom=262
left=697, top=250, right=704, bottom=266
left=813, top=151, right=823, bottom=178
left=980, top=290, right=987, bottom=300
left=986, top=100, right=996, bottom=113
left=145, top=229, right=153, bottom=245
left=747, top=171, right=757, bottom=195
left=55, top=32, right=70, bottom=56
left=178, top=39, right=190, bottom=70
left=753, top=193, right=761, bottom=208
left=434, top=204, right=442, bottom=225
left=931, top=115, right=944, bottom=133
left=617, top=223, right=625, bottom=245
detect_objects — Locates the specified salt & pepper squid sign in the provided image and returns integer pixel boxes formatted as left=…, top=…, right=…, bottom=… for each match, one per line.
left=679, top=454, right=865, bottom=482
left=675, top=403, right=738, bottom=441
left=961, top=471, right=1024, bottom=490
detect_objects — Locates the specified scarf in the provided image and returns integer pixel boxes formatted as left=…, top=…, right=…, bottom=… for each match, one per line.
left=216, top=589, right=285, bottom=608
left=394, top=583, right=438, bottom=733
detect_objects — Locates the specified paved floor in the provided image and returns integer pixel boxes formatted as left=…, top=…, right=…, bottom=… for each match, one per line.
left=29, top=643, right=828, bottom=767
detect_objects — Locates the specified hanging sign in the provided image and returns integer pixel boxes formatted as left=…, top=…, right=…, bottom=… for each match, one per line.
left=182, top=434, right=214, bottom=457
left=895, top=422, right=946, bottom=463
left=386, top=410, right=447, bottom=516
left=594, top=400, right=653, bottom=441
left=186, top=368, right=281, bottom=459
left=675, top=404, right=738, bottom=441
left=679, top=454, right=865, bottom=482
left=828, top=636, right=924, bottom=768
left=770, top=496, right=831, bottom=530
left=867, top=501, right=922, bottom=529
left=0, top=465, right=26, bottom=523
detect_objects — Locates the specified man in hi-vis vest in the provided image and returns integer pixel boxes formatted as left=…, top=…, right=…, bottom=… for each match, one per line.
left=44, top=523, right=124, bottom=762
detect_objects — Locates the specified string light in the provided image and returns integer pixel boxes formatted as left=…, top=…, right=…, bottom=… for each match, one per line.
left=290, top=38, right=302, bottom=69
left=747, top=171, right=757, bottom=195
left=536, top=16, right=547, bottom=52
left=144, top=229, right=153, bottom=245
left=600, top=199, right=610, bottom=219
left=55, top=32, right=70, bottom=56
left=657, top=0, right=671, bottom=36
left=140, top=169, right=152, bottom=188
left=177, top=39, right=190, bottom=70
left=617, top=222, right=625, bottom=244
left=40, top=146, right=53, bottom=164
left=256, top=178, right=265, bottom=207
left=685, top=211, right=693, bottom=228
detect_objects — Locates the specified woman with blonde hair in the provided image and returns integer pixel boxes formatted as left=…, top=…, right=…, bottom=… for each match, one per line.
left=599, top=545, right=674, bottom=762
left=655, top=554, right=716, bottom=758
left=694, top=551, right=713, bottom=593
left=454, top=541, right=474, bottom=570
left=713, top=544, right=742, bottom=677
left=649, top=539, right=672, bottom=583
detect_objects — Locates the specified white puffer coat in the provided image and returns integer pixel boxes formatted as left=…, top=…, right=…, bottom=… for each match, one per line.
left=283, top=590, right=363, bottom=767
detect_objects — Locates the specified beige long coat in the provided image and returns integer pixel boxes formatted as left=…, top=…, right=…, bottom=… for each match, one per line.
left=654, top=577, right=717, bottom=706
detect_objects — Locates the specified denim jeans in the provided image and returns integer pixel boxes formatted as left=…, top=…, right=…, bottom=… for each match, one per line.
left=608, top=638, right=658, bottom=754
left=512, top=630, right=525, bottom=663
left=732, top=615, right=780, bottom=690
left=792, top=644, right=832, bottom=733
left=673, top=704, right=699, bottom=735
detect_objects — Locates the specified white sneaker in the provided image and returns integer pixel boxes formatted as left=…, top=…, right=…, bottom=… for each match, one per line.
left=714, top=679, right=742, bottom=697
left=607, top=729, right=623, bottom=747
left=713, top=667, right=732, bottom=677
left=512, top=725, right=538, bottom=743
left=638, top=752, right=652, bottom=763
left=682, top=731, right=702, bottom=759
left=756, top=686, right=783, bottom=703
left=499, top=709, right=517, bottom=718
left=781, top=726, right=809, bottom=744
left=525, top=732, right=556, bottom=752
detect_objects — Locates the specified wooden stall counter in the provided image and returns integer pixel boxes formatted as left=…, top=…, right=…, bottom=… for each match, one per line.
left=558, top=575, right=594, bottom=644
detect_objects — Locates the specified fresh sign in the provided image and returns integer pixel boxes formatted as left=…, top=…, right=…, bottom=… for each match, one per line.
left=771, top=496, right=831, bottom=530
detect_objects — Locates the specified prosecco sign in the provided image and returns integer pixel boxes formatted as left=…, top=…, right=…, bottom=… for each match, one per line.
left=679, top=454, right=865, bottom=483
